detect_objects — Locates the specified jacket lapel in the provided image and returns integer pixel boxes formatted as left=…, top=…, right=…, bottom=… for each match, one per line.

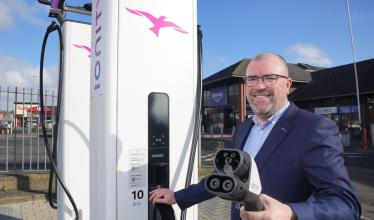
left=255, top=103, right=299, bottom=171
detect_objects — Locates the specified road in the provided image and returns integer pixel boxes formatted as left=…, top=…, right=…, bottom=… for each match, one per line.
left=0, top=132, right=53, bottom=171
left=345, top=151, right=374, bottom=218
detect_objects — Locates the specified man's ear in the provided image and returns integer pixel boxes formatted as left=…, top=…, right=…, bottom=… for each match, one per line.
left=286, top=79, right=292, bottom=95
left=287, top=79, right=292, bottom=89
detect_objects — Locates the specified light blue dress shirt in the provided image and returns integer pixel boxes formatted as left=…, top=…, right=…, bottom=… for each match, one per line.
left=243, top=102, right=290, bottom=158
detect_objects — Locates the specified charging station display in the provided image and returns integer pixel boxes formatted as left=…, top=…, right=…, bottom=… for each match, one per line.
left=148, top=92, right=170, bottom=191
left=148, top=93, right=173, bottom=219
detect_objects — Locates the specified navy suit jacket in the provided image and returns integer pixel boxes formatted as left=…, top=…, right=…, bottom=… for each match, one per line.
left=175, top=103, right=361, bottom=220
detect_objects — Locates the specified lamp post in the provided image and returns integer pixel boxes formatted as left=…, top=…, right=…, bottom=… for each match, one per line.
left=345, top=0, right=367, bottom=149
left=32, top=74, right=41, bottom=169
left=32, top=74, right=38, bottom=129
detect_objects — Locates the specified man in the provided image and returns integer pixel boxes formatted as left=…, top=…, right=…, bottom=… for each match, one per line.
left=149, top=53, right=361, bottom=220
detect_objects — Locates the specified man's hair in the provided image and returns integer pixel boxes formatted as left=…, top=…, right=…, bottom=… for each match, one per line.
left=251, top=53, right=289, bottom=77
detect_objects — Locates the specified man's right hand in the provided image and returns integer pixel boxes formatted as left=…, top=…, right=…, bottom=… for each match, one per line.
left=149, top=188, right=177, bottom=205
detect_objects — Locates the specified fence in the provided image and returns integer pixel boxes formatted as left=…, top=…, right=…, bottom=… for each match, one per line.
left=0, top=86, right=57, bottom=172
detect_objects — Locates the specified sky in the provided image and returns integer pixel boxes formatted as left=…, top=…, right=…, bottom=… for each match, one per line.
left=0, top=0, right=374, bottom=90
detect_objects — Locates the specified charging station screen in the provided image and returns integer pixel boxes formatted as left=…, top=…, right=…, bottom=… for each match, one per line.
left=148, top=94, right=169, bottom=132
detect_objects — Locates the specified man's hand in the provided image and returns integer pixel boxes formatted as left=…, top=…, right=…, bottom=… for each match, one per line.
left=149, top=188, right=176, bottom=205
left=240, top=194, right=296, bottom=220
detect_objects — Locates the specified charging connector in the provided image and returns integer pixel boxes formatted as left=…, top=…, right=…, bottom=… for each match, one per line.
left=206, top=149, right=264, bottom=211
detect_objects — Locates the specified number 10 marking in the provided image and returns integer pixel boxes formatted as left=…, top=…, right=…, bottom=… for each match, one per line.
left=131, top=190, right=144, bottom=200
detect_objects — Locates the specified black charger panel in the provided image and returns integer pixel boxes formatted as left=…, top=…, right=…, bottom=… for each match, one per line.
left=148, top=92, right=170, bottom=189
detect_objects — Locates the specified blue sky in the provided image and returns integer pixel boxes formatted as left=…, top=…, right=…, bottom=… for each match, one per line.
left=0, top=0, right=373, bottom=90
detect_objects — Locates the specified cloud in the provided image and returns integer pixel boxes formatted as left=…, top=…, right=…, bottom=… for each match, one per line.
left=0, top=0, right=48, bottom=31
left=287, top=43, right=332, bottom=67
left=0, top=56, right=58, bottom=90
left=0, top=5, right=14, bottom=31
left=205, top=54, right=230, bottom=76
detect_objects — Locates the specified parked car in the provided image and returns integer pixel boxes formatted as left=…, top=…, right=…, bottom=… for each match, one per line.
left=0, top=120, right=8, bottom=132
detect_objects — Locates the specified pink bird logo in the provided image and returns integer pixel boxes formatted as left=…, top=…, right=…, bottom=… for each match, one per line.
left=73, top=44, right=92, bottom=57
left=125, top=7, right=188, bottom=37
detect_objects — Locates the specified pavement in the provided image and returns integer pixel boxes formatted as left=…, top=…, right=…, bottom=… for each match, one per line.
left=0, top=192, right=231, bottom=220
left=198, top=197, right=231, bottom=220
left=0, top=195, right=232, bottom=220
left=0, top=200, right=56, bottom=220
left=0, top=180, right=372, bottom=220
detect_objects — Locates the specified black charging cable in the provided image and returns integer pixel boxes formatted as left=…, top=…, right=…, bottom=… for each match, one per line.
left=39, top=21, right=80, bottom=220
left=180, top=25, right=203, bottom=220
left=152, top=203, right=176, bottom=220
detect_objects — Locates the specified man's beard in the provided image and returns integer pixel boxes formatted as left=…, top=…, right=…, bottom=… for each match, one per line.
left=248, top=92, right=277, bottom=118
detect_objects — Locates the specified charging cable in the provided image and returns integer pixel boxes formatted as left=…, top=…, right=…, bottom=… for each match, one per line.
left=180, top=25, right=203, bottom=220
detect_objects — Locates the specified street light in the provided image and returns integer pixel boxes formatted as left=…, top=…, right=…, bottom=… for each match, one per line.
left=31, top=74, right=39, bottom=129
left=32, top=74, right=40, bottom=169
left=345, top=0, right=367, bottom=149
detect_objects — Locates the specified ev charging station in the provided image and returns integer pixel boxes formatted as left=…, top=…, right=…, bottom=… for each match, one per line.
left=57, top=21, right=91, bottom=220
left=90, top=0, right=199, bottom=220
left=38, top=0, right=199, bottom=219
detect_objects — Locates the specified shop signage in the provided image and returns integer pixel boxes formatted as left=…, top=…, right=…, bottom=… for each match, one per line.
left=339, top=106, right=351, bottom=113
left=339, top=105, right=359, bottom=113
left=314, top=106, right=337, bottom=114
left=351, top=106, right=358, bottom=112
left=209, top=86, right=227, bottom=107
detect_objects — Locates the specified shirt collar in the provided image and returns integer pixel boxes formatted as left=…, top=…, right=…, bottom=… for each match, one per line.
left=252, top=102, right=290, bottom=127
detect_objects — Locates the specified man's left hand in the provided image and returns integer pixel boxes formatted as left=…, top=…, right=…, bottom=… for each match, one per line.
left=240, top=194, right=296, bottom=220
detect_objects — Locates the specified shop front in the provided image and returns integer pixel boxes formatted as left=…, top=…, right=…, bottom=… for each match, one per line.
left=313, top=105, right=362, bottom=147
left=202, top=84, right=242, bottom=135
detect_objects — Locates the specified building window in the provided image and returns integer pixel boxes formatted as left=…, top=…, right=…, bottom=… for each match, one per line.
left=228, top=84, right=239, bottom=106
left=203, top=90, right=211, bottom=107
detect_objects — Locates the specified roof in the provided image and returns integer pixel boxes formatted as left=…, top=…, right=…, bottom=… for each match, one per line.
left=203, top=58, right=316, bottom=86
left=203, top=59, right=250, bottom=86
left=292, top=59, right=374, bottom=101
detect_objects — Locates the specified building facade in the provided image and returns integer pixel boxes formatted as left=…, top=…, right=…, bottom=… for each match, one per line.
left=292, top=59, right=374, bottom=148
left=202, top=58, right=374, bottom=148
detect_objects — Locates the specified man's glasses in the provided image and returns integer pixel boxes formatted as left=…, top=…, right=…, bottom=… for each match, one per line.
left=244, top=74, right=289, bottom=87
